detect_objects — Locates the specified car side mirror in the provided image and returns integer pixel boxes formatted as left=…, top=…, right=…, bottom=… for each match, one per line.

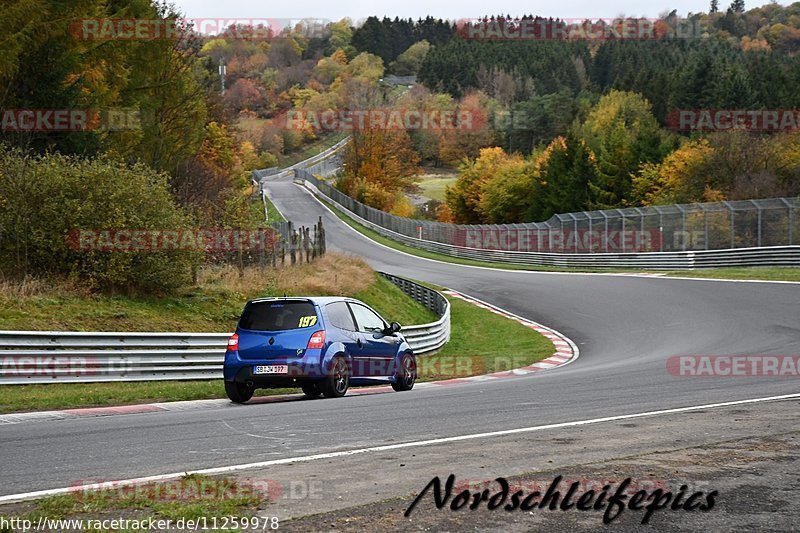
left=380, top=322, right=401, bottom=337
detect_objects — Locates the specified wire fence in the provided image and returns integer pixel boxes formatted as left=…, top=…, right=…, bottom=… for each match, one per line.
left=299, top=170, right=799, bottom=254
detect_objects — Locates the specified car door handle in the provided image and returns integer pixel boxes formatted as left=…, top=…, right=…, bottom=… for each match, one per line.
left=356, top=338, right=362, bottom=348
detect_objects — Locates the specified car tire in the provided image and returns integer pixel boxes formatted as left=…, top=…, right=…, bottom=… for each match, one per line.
left=301, top=383, right=322, bottom=398
left=391, top=353, right=416, bottom=392
left=320, top=355, right=349, bottom=398
left=225, top=381, right=254, bottom=403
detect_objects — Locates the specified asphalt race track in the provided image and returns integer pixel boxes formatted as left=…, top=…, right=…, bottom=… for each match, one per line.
left=1, top=176, right=799, bottom=528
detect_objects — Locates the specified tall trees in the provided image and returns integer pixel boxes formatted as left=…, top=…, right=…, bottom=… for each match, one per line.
left=390, top=40, right=431, bottom=75
left=505, top=91, right=578, bottom=154
left=577, top=91, right=673, bottom=209
left=633, top=132, right=800, bottom=205
left=352, top=17, right=453, bottom=65
left=536, top=134, right=597, bottom=219
left=0, top=0, right=209, bottom=170
left=338, top=128, right=420, bottom=214
left=445, top=147, right=512, bottom=224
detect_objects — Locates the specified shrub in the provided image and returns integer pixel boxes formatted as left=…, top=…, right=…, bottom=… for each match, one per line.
left=0, top=146, right=200, bottom=293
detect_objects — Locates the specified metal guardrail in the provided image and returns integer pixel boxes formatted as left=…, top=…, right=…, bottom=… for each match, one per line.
left=251, top=135, right=799, bottom=268
left=0, top=331, right=228, bottom=384
left=0, top=277, right=450, bottom=384
left=251, top=137, right=349, bottom=208
left=378, top=272, right=450, bottom=354
left=300, top=174, right=800, bottom=270
left=300, top=169, right=800, bottom=254
left=285, top=137, right=350, bottom=173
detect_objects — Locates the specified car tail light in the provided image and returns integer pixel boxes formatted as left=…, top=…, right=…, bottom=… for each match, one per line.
left=307, top=330, right=325, bottom=349
left=227, top=333, right=239, bottom=351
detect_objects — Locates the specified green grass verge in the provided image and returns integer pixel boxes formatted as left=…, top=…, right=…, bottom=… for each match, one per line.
left=0, top=380, right=299, bottom=414
left=1, top=473, right=264, bottom=530
left=319, top=196, right=800, bottom=282
left=416, top=176, right=457, bottom=201
left=317, top=196, right=619, bottom=273
left=663, top=266, right=800, bottom=282
left=0, top=278, right=550, bottom=413
left=417, top=294, right=554, bottom=381
left=0, top=289, right=243, bottom=333
left=250, top=191, right=285, bottom=223
left=356, top=275, right=436, bottom=325
left=0, top=270, right=431, bottom=333
left=277, top=132, right=347, bottom=167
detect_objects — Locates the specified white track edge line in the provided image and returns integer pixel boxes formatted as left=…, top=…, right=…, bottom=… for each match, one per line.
left=442, top=289, right=580, bottom=369
left=1, top=392, right=798, bottom=505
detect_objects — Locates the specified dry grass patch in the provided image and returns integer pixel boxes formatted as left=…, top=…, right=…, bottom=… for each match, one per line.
left=273, top=253, right=374, bottom=296
left=196, top=253, right=374, bottom=297
left=0, top=254, right=409, bottom=332
left=0, top=276, right=88, bottom=300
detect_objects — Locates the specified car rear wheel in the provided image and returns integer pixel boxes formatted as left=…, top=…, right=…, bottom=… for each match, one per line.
left=301, top=383, right=322, bottom=398
left=320, top=356, right=349, bottom=398
left=391, top=353, right=416, bottom=392
left=225, top=381, right=254, bottom=403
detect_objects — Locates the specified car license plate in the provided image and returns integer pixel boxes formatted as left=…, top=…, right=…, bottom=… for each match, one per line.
left=253, top=365, right=288, bottom=375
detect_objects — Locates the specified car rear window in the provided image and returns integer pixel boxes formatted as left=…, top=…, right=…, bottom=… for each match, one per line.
left=239, top=301, right=318, bottom=331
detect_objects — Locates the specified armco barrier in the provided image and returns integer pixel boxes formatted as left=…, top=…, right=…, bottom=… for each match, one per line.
left=378, top=272, right=450, bottom=354
left=253, top=135, right=800, bottom=268
left=0, top=331, right=228, bottom=384
left=300, top=173, right=800, bottom=269
left=0, top=277, right=450, bottom=385
left=285, top=137, right=349, bottom=173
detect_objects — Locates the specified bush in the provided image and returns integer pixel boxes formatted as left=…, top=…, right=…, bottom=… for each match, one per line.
left=0, top=146, right=200, bottom=293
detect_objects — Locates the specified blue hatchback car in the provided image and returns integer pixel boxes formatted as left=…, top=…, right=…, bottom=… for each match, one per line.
left=223, top=297, right=417, bottom=403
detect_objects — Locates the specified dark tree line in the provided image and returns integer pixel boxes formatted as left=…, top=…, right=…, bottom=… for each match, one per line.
left=351, top=16, right=454, bottom=65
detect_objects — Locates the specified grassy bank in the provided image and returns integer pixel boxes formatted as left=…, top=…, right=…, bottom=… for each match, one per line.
left=0, top=473, right=264, bottom=528
left=318, top=195, right=800, bottom=282
left=415, top=174, right=457, bottom=202
left=0, top=278, right=552, bottom=413
left=0, top=254, right=434, bottom=333
left=317, top=196, right=612, bottom=272
left=664, top=267, right=800, bottom=282
left=0, top=381, right=299, bottom=414
left=250, top=189, right=285, bottom=223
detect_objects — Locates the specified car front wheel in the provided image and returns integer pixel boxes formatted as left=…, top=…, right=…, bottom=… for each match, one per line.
left=321, top=356, right=349, bottom=398
left=391, top=353, right=416, bottom=392
left=225, top=381, right=254, bottom=403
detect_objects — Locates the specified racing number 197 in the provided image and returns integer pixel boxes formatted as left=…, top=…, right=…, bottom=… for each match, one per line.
left=298, top=316, right=317, bottom=327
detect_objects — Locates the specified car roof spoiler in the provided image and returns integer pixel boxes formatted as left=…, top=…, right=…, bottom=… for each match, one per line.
left=247, top=297, right=314, bottom=304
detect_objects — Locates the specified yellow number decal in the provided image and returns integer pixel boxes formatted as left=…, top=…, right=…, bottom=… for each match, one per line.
left=298, top=316, right=318, bottom=327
